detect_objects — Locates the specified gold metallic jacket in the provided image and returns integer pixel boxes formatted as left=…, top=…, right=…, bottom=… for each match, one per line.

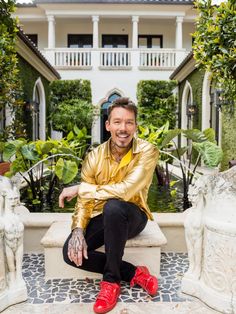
left=71, top=137, right=159, bottom=230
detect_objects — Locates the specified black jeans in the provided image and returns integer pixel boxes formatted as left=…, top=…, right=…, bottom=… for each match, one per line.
left=63, top=198, right=148, bottom=283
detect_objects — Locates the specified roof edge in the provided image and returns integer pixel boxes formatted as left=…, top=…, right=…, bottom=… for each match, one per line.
left=17, top=28, right=60, bottom=80
left=16, top=3, right=37, bottom=7
left=170, top=51, right=194, bottom=80
left=34, top=0, right=193, bottom=4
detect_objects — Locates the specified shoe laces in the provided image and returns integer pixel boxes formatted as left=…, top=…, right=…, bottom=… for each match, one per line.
left=135, top=270, right=152, bottom=288
left=97, top=282, right=117, bottom=302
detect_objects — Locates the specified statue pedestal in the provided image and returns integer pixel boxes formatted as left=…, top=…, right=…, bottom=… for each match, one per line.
left=182, top=168, right=236, bottom=314
left=0, top=284, right=27, bottom=313
left=182, top=222, right=236, bottom=313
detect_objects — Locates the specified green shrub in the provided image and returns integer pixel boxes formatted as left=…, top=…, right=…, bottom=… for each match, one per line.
left=137, top=80, right=177, bottom=128
left=49, top=79, right=92, bottom=104
left=0, top=0, right=25, bottom=142
left=49, top=79, right=93, bottom=134
left=51, top=99, right=94, bottom=133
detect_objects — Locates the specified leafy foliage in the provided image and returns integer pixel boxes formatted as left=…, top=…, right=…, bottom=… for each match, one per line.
left=193, top=141, right=223, bottom=167
left=51, top=99, right=94, bottom=133
left=137, top=80, right=178, bottom=129
left=49, top=79, right=93, bottom=134
left=49, top=80, right=92, bottom=104
left=0, top=0, right=26, bottom=143
left=193, top=0, right=236, bottom=103
left=139, top=124, right=223, bottom=210
left=0, top=127, right=90, bottom=211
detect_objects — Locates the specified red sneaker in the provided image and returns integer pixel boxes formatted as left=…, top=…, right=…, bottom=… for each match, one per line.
left=93, top=281, right=121, bottom=314
left=130, top=266, right=158, bottom=296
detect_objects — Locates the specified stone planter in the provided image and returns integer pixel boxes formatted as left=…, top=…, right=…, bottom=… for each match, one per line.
left=182, top=167, right=236, bottom=314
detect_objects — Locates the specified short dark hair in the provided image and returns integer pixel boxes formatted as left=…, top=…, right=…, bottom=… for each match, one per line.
left=108, top=97, right=137, bottom=122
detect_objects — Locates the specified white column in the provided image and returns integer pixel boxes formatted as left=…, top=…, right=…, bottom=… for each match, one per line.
left=47, top=15, right=55, bottom=49
left=175, top=16, right=183, bottom=50
left=132, top=16, right=139, bottom=49
left=92, top=15, right=99, bottom=49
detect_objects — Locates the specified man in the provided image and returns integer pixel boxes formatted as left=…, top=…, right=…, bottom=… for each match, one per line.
left=59, top=97, right=159, bottom=314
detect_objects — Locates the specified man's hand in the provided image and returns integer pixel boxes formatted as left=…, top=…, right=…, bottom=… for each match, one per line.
left=68, top=228, right=88, bottom=266
left=59, top=185, right=79, bottom=208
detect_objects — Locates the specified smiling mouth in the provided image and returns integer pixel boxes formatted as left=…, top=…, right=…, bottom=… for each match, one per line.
left=116, top=133, right=130, bottom=138
left=117, top=135, right=129, bottom=140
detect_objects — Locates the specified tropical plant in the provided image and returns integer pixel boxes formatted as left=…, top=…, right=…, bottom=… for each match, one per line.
left=139, top=124, right=223, bottom=210
left=0, top=127, right=90, bottom=212
left=139, top=122, right=179, bottom=187
left=193, top=0, right=236, bottom=104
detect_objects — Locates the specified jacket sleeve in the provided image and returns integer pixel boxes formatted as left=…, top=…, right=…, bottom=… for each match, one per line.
left=71, top=151, right=97, bottom=230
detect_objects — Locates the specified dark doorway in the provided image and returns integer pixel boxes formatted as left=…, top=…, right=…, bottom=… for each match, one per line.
left=101, top=92, right=121, bottom=143
left=210, top=85, right=220, bottom=145
left=138, top=35, right=163, bottom=48
left=68, top=34, right=93, bottom=48
left=102, top=35, right=128, bottom=48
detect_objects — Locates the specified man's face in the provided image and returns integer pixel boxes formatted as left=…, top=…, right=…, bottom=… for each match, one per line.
left=105, top=107, right=137, bottom=149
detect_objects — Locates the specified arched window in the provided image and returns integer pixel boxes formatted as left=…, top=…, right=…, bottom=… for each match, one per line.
left=32, top=77, right=46, bottom=141
left=100, top=92, right=121, bottom=142
left=181, top=81, right=193, bottom=148
left=32, top=85, right=40, bottom=141
left=210, top=82, right=220, bottom=144
left=186, top=89, right=194, bottom=156
left=186, top=90, right=193, bottom=130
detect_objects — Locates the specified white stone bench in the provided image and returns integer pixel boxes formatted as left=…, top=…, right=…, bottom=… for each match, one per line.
left=41, top=220, right=167, bottom=280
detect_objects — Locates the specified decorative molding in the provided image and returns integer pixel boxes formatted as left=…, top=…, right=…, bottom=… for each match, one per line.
left=12, top=14, right=47, bottom=21
left=92, top=15, right=99, bottom=22
left=132, top=15, right=139, bottom=23
left=43, top=9, right=187, bottom=18
left=176, top=16, right=184, bottom=23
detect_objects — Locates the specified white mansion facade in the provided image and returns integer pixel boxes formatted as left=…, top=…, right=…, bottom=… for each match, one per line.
left=15, top=0, right=196, bottom=143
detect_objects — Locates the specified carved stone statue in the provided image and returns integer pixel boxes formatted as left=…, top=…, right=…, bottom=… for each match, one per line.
left=0, top=176, right=27, bottom=312
left=182, top=167, right=236, bottom=313
left=184, top=175, right=209, bottom=280
left=0, top=208, right=6, bottom=294
left=2, top=189, right=24, bottom=288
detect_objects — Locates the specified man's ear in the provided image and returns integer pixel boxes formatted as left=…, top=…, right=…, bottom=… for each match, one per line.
left=105, top=120, right=110, bottom=132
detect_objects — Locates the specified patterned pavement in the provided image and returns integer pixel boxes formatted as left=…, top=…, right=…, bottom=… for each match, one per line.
left=23, top=252, right=190, bottom=304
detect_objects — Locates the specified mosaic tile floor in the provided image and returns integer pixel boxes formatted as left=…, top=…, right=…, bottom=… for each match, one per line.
left=22, top=252, right=190, bottom=304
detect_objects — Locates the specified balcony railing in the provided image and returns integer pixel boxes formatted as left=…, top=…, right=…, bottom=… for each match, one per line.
left=140, top=50, right=176, bottom=68
left=54, top=49, right=92, bottom=67
left=43, top=48, right=188, bottom=70
left=100, top=50, right=131, bottom=68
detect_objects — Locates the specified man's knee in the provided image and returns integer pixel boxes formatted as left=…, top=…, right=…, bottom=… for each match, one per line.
left=103, top=199, right=126, bottom=219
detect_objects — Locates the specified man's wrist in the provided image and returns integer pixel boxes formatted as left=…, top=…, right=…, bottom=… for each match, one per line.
left=72, top=227, right=85, bottom=235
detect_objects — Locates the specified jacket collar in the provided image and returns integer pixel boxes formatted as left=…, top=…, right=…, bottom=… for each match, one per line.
left=104, top=136, right=141, bottom=159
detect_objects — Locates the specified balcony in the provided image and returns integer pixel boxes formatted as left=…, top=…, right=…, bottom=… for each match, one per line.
left=42, top=48, right=188, bottom=71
